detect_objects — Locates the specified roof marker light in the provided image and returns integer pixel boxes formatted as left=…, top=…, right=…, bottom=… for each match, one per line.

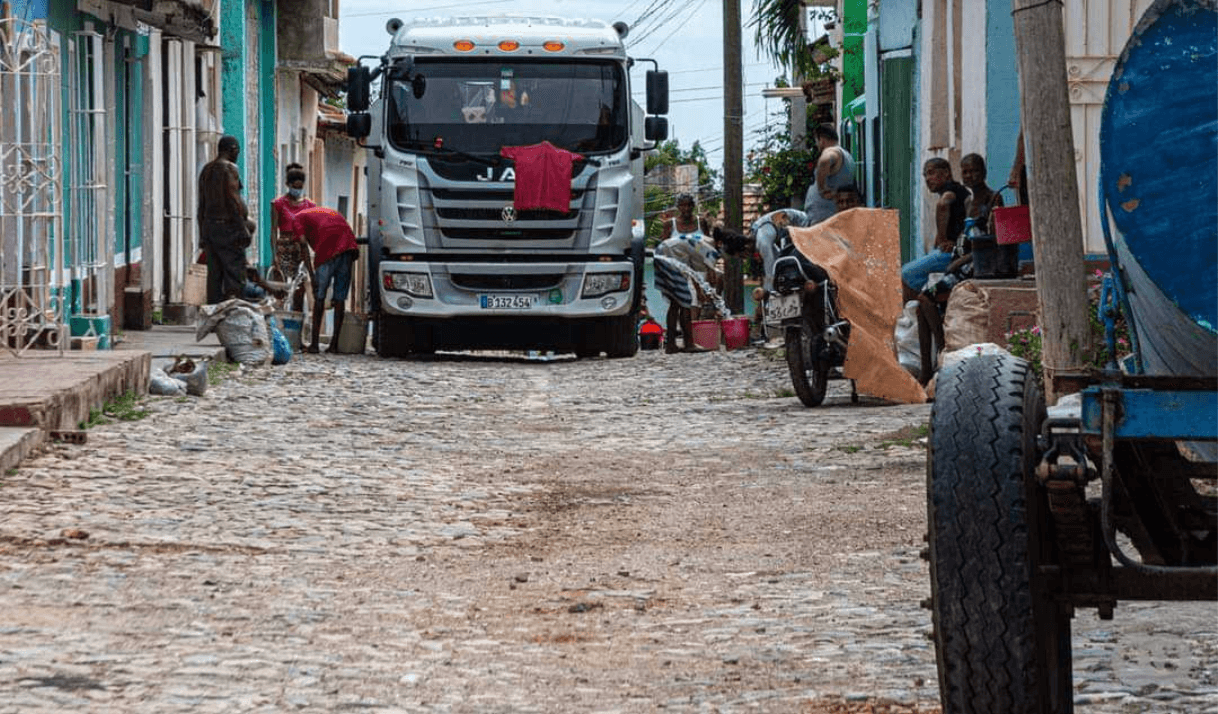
left=453, top=39, right=475, bottom=52
left=543, top=41, right=565, bottom=52
left=498, top=40, right=520, bottom=51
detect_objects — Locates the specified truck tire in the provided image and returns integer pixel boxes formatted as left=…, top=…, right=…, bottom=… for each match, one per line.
left=927, top=352, right=1073, bottom=714
left=603, top=313, right=638, bottom=359
left=785, top=321, right=828, bottom=407
left=374, top=314, right=434, bottom=357
left=374, top=314, right=409, bottom=358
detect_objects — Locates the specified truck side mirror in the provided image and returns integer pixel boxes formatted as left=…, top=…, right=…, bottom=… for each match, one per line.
left=646, top=70, right=668, bottom=116
left=347, top=113, right=372, bottom=139
left=347, top=65, right=372, bottom=113
left=645, top=116, right=668, bottom=142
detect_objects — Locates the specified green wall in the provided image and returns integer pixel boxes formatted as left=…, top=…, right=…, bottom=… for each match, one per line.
left=841, top=0, right=867, bottom=117
left=881, top=57, right=914, bottom=261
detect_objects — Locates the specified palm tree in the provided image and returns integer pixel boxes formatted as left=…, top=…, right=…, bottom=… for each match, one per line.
left=749, top=1, right=836, bottom=79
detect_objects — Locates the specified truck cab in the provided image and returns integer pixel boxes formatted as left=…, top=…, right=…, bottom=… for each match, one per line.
left=346, top=16, right=668, bottom=357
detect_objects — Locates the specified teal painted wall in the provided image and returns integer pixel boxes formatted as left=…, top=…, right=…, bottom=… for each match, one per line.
left=986, top=1, right=1021, bottom=194
left=258, top=0, right=277, bottom=270
left=221, top=0, right=247, bottom=171
left=50, top=1, right=79, bottom=313
left=128, top=34, right=148, bottom=262
left=113, top=34, right=127, bottom=266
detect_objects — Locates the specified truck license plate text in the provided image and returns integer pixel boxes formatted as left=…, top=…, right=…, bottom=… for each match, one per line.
left=480, top=294, right=538, bottom=310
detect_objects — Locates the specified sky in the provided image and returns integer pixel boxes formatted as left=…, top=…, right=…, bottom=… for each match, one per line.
left=337, top=0, right=810, bottom=180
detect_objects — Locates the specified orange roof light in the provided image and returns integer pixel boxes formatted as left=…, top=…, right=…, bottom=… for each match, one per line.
left=543, top=41, right=565, bottom=52
left=453, top=39, right=475, bottom=52
left=498, top=40, right=520, bottom=51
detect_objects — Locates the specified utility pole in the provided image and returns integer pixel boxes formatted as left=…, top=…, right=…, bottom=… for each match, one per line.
left=722, top=0, right=744, bottom=315
left=1011, top=0, right=1091, bottom=402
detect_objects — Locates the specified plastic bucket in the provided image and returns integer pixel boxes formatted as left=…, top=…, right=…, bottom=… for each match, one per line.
left=336, top=314, right=368, bottom=354
left=971, top=236, right=1020, bottom=279
left=274, top=310, right=304, bottom=353
left=690, top=320, right=720, bottom=350
left=993, top=204, right=1032, bottom=245
left=720, top=316, right=750, bottom=350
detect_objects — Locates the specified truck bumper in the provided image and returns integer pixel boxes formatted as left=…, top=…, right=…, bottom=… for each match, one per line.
left=377, top=259, right=636, bottom=319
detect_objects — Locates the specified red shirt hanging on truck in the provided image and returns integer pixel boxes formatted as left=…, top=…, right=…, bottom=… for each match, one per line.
left=500, top=141, right=583, bottom=212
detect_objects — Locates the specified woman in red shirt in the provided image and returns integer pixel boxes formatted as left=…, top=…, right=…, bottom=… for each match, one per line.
left=270, top=163, right=316, bottom=309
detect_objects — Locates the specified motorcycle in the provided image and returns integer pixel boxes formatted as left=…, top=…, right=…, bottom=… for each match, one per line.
left=763, top=227, right=853, bottom=407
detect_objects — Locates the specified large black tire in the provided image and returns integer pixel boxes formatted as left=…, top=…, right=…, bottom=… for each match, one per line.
left=374, top=314, right=407, bottom=358
left=785, top=321, right=828, bottom=407
left=603, top=313, right=638, bottom=359
left=927, top=353, right=1073, bottom=714
left=374, top=314, right=432, bottom=358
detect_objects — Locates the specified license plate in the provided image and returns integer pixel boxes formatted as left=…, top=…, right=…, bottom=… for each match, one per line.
left=764, top=292, right=801, bottom=325
left=480, top=294, right=538, bottom=310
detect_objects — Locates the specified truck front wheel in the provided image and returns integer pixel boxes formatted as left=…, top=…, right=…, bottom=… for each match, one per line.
left=927, top=352, right=1073, bottom=714
left=603, top=313, right=638, bottom=359
left=374, top=314, right=433, bottom=358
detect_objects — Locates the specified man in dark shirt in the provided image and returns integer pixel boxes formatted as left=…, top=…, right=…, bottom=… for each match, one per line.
left=198, top=136, right=256, bottom=303
left=901, top=157, right=970, bottom=302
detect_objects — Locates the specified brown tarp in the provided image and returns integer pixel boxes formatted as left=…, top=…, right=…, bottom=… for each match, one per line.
left=788, top=208, right=928, bottom=404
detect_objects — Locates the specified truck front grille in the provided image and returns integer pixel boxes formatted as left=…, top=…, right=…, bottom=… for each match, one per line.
left=437, top=207, right=577, bottom=221
left=419, top=169, right=594, bottom=244
left=451, top=273, right=564, bottom=290
left=442, top=228, right=575, bottom=241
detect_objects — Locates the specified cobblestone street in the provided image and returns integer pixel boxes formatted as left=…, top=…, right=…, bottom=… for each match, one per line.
left=1, top=348, right=1215, bottom=713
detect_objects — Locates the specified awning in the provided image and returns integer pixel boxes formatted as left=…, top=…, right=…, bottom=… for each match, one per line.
left=845, top=95, right=866, bottom=119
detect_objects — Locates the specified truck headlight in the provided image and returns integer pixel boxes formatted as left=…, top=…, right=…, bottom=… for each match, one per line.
left=581, top=271, right=630, bottom=298
left=384, top=271, right=432, bottom=297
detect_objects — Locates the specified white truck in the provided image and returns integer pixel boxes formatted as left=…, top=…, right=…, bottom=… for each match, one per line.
left=345, top=15, right=669, bottom=357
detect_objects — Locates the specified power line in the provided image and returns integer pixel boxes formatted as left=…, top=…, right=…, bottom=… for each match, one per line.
left=639, top=0, right=710, bottom=55
left=629, top=0, right=702, bottom=46
left=660, top=62, right=775, bottom=76
left=660, top=81, right=772, bottom=94
left=630, top=0, right=670, bottom=32
left=345, top=0, right=513, bottom=17
left=618, top=0, right=651, bottom=22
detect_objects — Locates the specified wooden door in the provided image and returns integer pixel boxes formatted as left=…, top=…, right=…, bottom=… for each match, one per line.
left=1064, top=0, right=1155, bottom=254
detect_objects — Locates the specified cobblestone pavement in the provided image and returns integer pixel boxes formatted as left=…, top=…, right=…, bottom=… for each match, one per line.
left=1, top=348, right=1214, bottom=713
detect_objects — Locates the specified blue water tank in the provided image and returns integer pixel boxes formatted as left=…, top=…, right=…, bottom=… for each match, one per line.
left=1100, top=0, right=1217, bottom=376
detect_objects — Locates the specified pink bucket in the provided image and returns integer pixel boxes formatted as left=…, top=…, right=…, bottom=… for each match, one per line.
left=690, top=320, right=721, bottom=350
left=993, top=205, right=1032, bottom=245
left=720, top=317, right=750, bottom=350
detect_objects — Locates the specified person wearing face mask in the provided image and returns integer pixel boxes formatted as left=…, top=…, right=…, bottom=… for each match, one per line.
left=270, top=163, right=316, bottom=310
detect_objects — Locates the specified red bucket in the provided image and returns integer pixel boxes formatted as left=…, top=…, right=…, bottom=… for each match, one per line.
left=993, top=204, right=1032, bottom=245
left=720, top=317, right=750, bottom=350
left=690, top=320, right=721, bottom=350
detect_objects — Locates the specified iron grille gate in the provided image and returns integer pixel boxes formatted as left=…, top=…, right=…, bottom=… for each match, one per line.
left=0, top=14, right=65, bottom=355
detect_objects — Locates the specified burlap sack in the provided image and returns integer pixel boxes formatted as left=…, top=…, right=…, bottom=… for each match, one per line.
left=941, top=280, right=991, bottom=354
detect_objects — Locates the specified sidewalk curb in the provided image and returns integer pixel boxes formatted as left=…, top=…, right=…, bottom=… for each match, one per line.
left=0, top=427, right=44, bottom=474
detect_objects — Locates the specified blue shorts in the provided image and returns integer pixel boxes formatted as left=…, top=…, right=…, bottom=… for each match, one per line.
left=901, top=250, right=954, bottom=293
left=314, top=251, right=356, bottom=302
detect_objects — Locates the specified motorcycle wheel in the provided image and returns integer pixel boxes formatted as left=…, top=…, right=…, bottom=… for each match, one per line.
left=785, top=321, right=829, bottom=407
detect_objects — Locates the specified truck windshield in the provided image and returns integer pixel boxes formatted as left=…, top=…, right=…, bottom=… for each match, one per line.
left=388, top=59, right=627, bottom=156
